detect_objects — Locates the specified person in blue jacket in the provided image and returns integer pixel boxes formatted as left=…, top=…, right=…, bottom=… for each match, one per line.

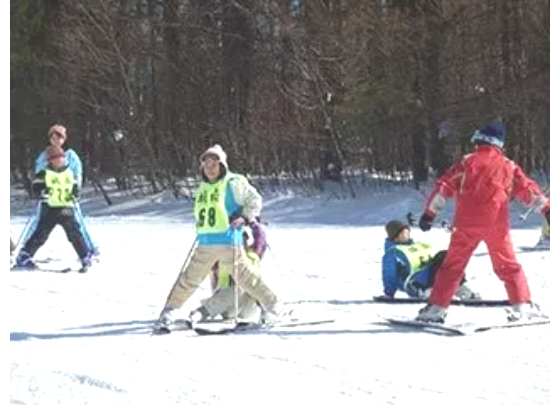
left=23, top=124, right=99, bottom=256
left=381, top=220, right=479, bottom=299
left=36, top=125, right=83, bottom=186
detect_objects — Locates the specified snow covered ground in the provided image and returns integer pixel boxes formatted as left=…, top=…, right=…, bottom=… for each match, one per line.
left=9, top=182, right=551, bottom=406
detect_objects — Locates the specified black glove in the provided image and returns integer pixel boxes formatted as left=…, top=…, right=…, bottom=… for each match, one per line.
left=31, top=186, right=46, bottom=200
left=72, top=184, right=80, bottom=200
left=419, top=213, right=435, bottom=232
left=31, top=180, right=47, bottom=200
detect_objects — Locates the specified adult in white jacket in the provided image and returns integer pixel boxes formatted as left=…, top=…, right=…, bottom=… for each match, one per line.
left=154, top=144, right=287, bottom=332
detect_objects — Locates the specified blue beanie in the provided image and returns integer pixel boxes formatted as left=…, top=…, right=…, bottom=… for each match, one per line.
left=470, top=121, right=506, bottom=149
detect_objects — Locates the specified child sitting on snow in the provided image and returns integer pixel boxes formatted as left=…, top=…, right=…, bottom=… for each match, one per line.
left=381, top=219, right=479, bottom=300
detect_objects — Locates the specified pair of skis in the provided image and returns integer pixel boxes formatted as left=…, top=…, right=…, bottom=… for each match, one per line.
left=152, top=317, right=336, bottom=336
left=373, top=296, right=549, bottom=335
left=10, top=255, right=94, bottom=273
left=372, top=295, right=509, bottom=306
left=193, top=318, right=336, bottom=335
left=378, top=315, right=550, bottom=336
left=10, top=265, right=86, bottom=274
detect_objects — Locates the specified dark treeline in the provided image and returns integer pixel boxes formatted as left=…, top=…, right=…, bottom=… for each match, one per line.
left=11, top=0, right=549, bottom=194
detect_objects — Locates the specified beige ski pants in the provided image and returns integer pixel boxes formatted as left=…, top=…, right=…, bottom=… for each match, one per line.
left=200, top=287, right=260, bottom=320
left=165, top=245, right=277, bottom=312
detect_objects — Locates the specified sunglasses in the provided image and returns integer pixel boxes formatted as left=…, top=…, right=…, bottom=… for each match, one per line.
left=202, top=156, right=219, bottom=164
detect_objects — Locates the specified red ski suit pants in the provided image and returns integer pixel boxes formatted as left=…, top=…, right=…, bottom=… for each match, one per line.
left=428, top=227, right=531, bottom=307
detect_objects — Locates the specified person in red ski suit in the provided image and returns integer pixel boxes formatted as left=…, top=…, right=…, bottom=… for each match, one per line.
left=415, top=121, right=550, bottom=323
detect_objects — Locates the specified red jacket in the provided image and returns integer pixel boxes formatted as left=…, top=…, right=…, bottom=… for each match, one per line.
left=424, top=145, right=549, bottom=229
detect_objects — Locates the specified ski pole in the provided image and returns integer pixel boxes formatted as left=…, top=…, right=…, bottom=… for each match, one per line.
left=406, top=212, right=452, bottom=233
left=519, top=206, right=537, bottom=221
left=519, top=187, right=550, bottom=221
left=265, top=242, right=294, bottom=297
left=157, top=237, right=198, bottom=318
left=73, top=201, right=98, bottom=254
left=232, top=231, right=241, bottom=325
left=14, top=201, right=42, bottom=255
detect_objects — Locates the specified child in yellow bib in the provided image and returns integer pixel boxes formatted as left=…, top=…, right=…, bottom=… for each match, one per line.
left=381, top=219, right=479, bottom=300
left=13, top=146, right=92, bottom=273
left=154, top=144, right=288, bottom=333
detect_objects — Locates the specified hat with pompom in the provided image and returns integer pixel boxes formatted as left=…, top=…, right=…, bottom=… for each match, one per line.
left=200, top=144, right=228, bottom=169
left=470, top=121, right=506, bottom=149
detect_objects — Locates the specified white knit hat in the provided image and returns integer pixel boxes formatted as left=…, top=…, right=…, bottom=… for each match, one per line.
left=200, top=144, right=228, bottom=169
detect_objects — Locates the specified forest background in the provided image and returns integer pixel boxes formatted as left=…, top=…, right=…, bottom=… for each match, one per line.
left=10, top=0, right=550, bottom=198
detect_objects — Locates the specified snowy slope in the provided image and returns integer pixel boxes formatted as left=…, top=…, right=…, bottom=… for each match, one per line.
left=9, top=183, right=550, bottom=405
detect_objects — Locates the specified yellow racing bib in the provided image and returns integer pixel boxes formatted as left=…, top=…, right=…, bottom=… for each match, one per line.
left=395, top=242, right=434, bottom=272
left=45, top=168, right=74, bottom=207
